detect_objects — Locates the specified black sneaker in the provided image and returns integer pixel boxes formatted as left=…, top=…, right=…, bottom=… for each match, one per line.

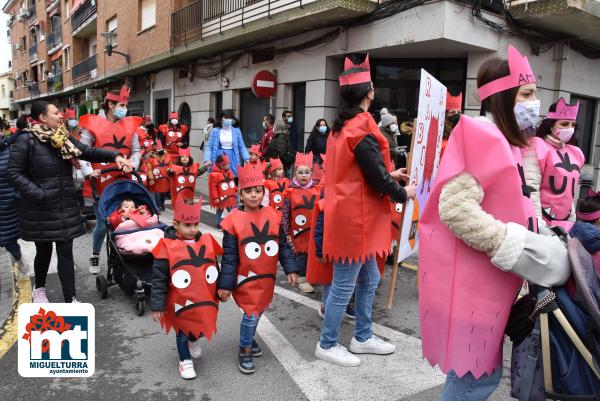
left=238, top=348, right=255, bottom=374
left=88, top=255, right=100, bottom=275
left=345, top=304, right=356, bottom=319
left=251, top=340, right=262, bottom=357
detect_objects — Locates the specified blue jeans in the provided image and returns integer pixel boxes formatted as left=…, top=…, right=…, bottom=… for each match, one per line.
left=4, top=240, right=22, bottom=260
left=322, top=284, right=331, bottom=305
left=176, top=331, right=198, bottom=361
left=319, top=256, right=380, bottom=349
left=438, top=368, right=502, bottom=401
left=92, top=203, right=108, bottom=255
left=295, top=252, right=308, bottom=277
left=216, top=207, right=232, bottom=228
left=240, top=313, right=261, bottom=348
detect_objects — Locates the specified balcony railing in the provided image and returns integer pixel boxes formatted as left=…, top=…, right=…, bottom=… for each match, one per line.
left=71, top=0, right=97, bottom=33
left=47, top=72, right=63, bottom=92
left=172, top=0, right=202, bottom=38
left=27, top=5, right=36, bottom=20
left=27, top=81, right=39, bottom=96
left=72, top=54, right=97, bottom=82
left=28, top=43, right=38, bottom=62
left=46, top=26, right=62, bottom=51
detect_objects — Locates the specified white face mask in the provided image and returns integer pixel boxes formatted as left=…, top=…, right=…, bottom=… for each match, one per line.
left=513, top=100, right=541, bottom=130
left=170, top=119, right=179, bottom=125
left=389, top=123, right=398, bottom=132
left=556, top=127, right=575, bottom=143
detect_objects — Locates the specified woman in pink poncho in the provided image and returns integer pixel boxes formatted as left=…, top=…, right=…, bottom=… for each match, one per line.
left=418, top=46, right=571, bottom=400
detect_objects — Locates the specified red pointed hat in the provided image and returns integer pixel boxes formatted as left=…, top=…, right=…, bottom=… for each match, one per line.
left=446, top=92, right=463, bottom=111
left=249, top=144, right=262, bottom=157
left=269, top=157, right=283, bottom=172
left=142, top=114, right=151, bottom=124
left=216, top=153, right=230, bottom=166
left=105, top=84, right=131, bottom=103
left=169, top=111, right=179, bottom=120
left=339, top=54, right=371, bottom=86
left=64, top=108, right=76, bottom=119
left=174, top=195, right=202, bottom=224
left=295, top=151, right=313, bottom=168
left=179, top=147, right=191, bottom=157
left=238, top=163, right=264, bottom=190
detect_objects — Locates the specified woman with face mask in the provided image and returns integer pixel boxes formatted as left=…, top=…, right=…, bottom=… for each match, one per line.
left=441, top=92, right=463, bottom=160
left=419, top=46, right=570, bottom=401
left=305, top=119, right=330, bottom=164
left=77, top=85, right=143, bottom=275
left=203, top=109, right=249, bottom=177
left=158, top=111, right=189, bottom=162
left=378, top=113, right=402, bottom=168
left=522, top=98, right=584, bottom=231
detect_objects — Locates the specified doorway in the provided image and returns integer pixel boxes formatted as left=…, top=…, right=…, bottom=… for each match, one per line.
left=154, top=98, right=169, bottom=126
left=240, top=88, right=270, bottom=146
left=292, top=83, right=306, bottom=151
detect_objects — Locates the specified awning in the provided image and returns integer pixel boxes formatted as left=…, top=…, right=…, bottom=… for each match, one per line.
left=50, top=50, right=63, bottom=61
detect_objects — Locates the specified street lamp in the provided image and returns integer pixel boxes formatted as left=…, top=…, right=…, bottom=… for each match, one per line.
left=102, top=31, right=130, bottom=64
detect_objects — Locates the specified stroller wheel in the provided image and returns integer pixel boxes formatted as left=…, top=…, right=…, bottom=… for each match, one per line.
left=96, top=275, right=109, bottom=299
left=133, top=294, right=145, bottom=316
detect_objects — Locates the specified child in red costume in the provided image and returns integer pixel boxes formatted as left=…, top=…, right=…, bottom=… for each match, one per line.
left=151, top=196, right=223, bottom=380
left=147, top=145, right=170, bottom=211
left=208, top=154, right=237, bottom=227
left=282, top=152, right=319, bottom=294
left=263, top=157, right=289, bottom=210
left=158, top=111, right=189, bottom=162
left=217, top=163, right=298, bottom=375
left=108, top=199, right=147, bottom=229
left=167, top=147, right=208, bottom=206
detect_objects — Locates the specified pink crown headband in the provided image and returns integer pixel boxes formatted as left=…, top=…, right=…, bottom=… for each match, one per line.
left=547, top=97, right=579, bottom=120
left=339, top=54, right=372, bottom=86
left=478, top=46, right=536, bottom=101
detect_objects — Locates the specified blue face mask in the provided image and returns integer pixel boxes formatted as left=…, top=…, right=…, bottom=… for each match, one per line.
left=67, top=119, right=78, bottom=130
left=287, top=116, right=293, bottom=124
left=223, top=118, right=233, bottom=128
left=113, top=107, right=127, bottom=120
left=318, top=126, right=328, bottom=134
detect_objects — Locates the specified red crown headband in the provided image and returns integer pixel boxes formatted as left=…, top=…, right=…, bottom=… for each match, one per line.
left=105, top=85, right=131, bottom=103
left=64, top=108, right=76, bottom=119
left=269, top=158, right=283, bottom=171
left=249, top=144, right=262, bottom=157
left=174, top=195, right=202, bottom=224
left=179, top=148, right=191, bottom=157
left=478, top=46, right=536, bottom=101
left=339, top=54, right=372, bottom=86
left=169, top=112, right=179, bottom=120
left=295, top=151, right=313, bottom=168
left=547, top=97, right=579, bottom=120
left=238, top=164, right=264, bottom=190
left=446, top=92, right=463, bottom=111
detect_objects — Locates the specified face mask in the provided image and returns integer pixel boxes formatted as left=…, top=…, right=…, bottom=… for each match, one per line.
left=513, top=100, right=540, bottom=131
left=389, top=124, right=398, bottom=132
left=67, top=119, right=77, bottom=130
left=556, top=127, right=575, bottom=143
left=222, top=118, right=233, bottom=128
left=262, top=122, right=268, bottom=129
left=287, top=117, right=293, bottom=124
left=170, top=119, right=179, bottom=125
left=448, top=113, right=460, bottom=126
left=318, top=126, right=328, bottom=134
left=113, top=107, right=128, bottom=120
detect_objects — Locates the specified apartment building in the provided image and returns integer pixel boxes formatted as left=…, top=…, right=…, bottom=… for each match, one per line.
left=0, top=71, right=15, bottom=121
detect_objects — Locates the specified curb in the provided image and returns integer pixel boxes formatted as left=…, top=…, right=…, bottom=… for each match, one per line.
left=0, top=259, right=32, bottom=359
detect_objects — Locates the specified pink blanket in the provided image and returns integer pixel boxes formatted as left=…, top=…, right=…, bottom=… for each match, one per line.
left=114, top=215, right=164, bottom=255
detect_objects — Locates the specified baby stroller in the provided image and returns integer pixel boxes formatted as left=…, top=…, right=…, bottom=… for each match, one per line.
left=509, top=237, right=600, bottom=401
left=93, top=168, right=167, bottom=316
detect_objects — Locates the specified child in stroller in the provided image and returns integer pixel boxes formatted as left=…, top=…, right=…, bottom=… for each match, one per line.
left=109, top=198, right=164, bottom=255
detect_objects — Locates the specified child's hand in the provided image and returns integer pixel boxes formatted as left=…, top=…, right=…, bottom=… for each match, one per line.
left=213, top=198, right=220, bottom=205
left=287, top=273, right=298, bottom=286
left=218, top=290, right=231, bottom=302
left=152, top=311, right=164, bottom=323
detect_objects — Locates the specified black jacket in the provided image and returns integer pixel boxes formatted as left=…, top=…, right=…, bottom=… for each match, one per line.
left=7, top=131, right=117, bottom=242
left=0, top=135, right=20, bottom=247
left=218, top=206, right=298, bottom=290
left=305, top=131, right=328, bottom=163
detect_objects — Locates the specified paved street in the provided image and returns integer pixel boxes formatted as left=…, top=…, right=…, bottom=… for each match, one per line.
left=0, top=199, right=514, bottom=401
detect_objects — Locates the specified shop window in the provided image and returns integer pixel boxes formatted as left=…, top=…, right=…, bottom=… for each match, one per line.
left=571, top=95, right=597, bottom=163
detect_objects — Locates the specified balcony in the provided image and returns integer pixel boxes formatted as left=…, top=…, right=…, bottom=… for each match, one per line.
left=171, top=0, right=380, bottom=50
left=46, top=26, right=62, bottom=53
left=27, top=5, right=36, bottom=21
left=71, top=0, right=97, bottom=38
left=46, top=0, right=59, bottom=11
left=47, top=72, right=63, bottom=93
left=72, top=54, right=97, bottom=83
left=507, top=0, right=600, bottom=46
left=28, top=43, right=38, bottom=63
left=26, top=81, right=39, bottom=96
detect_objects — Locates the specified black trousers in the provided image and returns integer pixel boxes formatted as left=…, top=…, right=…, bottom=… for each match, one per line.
left=34, top=240, right=76, bottom=302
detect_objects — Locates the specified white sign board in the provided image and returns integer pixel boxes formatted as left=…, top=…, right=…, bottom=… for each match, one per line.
left=397, top=69, right=447, bottom=262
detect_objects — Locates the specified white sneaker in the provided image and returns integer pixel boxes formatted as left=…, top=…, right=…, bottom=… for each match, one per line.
left=299, top=282, right=314, bottom=293
left=71, top=297, right=81, bottom=303
left=88, top=255, right=100, bottom=275
left=178, top=359, right=196, bottom=379
left=349, top=335, right=396, bottom=355
left=32, top=287, right=49, bottom=303
left=318, top=304, right=324, bottom=319
left=297, top=276, right=307, bottom=284
left=189, top=339, right=202, bottom=359
left=315, top=342, right=361, bottom=367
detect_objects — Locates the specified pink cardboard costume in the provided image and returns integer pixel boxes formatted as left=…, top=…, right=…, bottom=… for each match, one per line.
left=418, top=115, right=537, bottom=379
left=531, top=136, right=584, bottom=231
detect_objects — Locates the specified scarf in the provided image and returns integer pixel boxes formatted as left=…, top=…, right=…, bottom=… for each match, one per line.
left=28, top=123, right=82, bottom=160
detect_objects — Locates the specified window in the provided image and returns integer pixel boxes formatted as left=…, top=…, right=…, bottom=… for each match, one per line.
left=63, top=46, right=70, bottom=70
left=107, top=16, right=117, bottom=46
left=139, top=0, right=156, bottom=31
left=571, top=95, right=597, bottom=163
left=39, top=24, right=44, bottom=41
left=65, top=0, right=70, bottom=20
left=39, top=62, right=46, bottom=81
left=1, top=85, right=5, bottom=98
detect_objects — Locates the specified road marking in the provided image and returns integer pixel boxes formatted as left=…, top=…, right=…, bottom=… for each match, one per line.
left=0, top=258, right=32, bottom=359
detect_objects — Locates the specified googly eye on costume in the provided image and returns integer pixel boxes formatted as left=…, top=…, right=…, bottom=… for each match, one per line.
left=205, top=266, right=219, bottom=284
left=264, top=240, right=279, bottom=257
left=244, top=242, right=261, bottom=260
left=172, top=270, right=191, bottom=289
left=295, top=215, right=307, bottom=226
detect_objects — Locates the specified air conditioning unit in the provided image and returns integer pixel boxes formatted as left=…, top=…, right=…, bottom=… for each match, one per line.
left=18, top=8, right=29, bottom=18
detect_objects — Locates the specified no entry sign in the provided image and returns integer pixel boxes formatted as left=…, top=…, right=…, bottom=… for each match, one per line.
left=252, top=70, right=277, bottom=98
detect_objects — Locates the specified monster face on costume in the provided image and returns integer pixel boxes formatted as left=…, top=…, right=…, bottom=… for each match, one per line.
left=291, top=194, right=316, bottom=240
left=237, top=221, right=279, bottom=288
left=218, top=175, right=237, bottom=206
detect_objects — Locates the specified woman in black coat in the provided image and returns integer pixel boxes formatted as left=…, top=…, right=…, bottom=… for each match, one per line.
left=7, top=101, right=133, bottom=303
left=305, top=119, right=329, bottom=163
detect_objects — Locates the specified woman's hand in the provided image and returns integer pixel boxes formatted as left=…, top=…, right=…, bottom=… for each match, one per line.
left=204, top=161, right=212, bottom=167
left=390, top=168, right=410, bottom=182
left=404, top=184, right=417, bottom=199
left=217, top=289, right=231, bottom=302
left=287, top=273, right=298, bottom=286
left=152, top=311, right=163, bottom=323
left=115, top=155, right=134, bottom=173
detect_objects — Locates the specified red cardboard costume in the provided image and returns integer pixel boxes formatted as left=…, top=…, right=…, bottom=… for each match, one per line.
left=208, top=154, right=237, bottom=209
left=306, top=199, right=332, bottom=285
left=159, top=112, right=189, bottom=162
left=152, top=197, right=223, bottom=339
left=137, top=126, right=161, bottom=157
left=148, top=151, right=171, bottom=193
left=264, top=158, right=289, bottom=209
left=169, top=148, right=199, bottom=204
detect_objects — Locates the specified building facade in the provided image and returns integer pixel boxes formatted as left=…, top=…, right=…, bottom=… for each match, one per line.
left=0, top=71, right=15, bottom=122
left=4, top=0, right=600, bottom=181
